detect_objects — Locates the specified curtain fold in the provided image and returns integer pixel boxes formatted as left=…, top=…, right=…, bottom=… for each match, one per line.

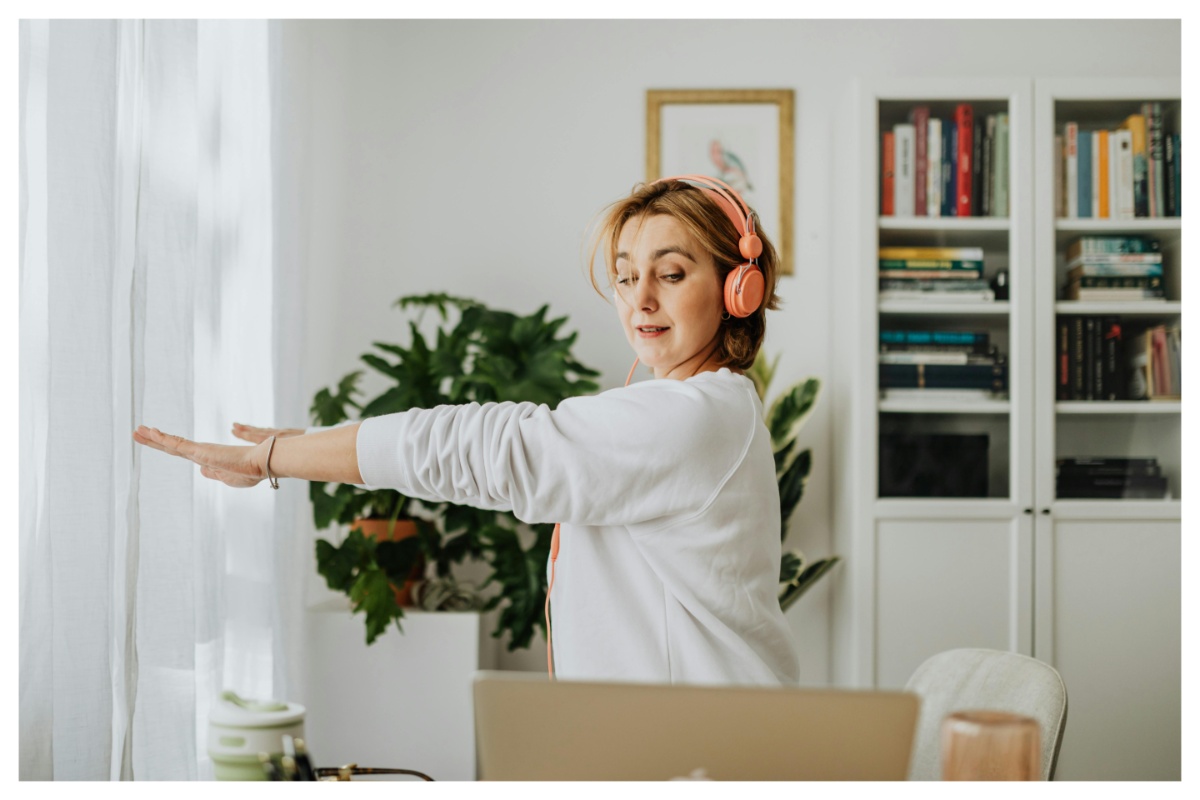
left=20, top=19, right=289, bottom=781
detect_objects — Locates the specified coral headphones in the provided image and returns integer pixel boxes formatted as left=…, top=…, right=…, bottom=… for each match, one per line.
left=656, top=174, right=766, bottom=318
left=544, top=175, right=766, bottom=679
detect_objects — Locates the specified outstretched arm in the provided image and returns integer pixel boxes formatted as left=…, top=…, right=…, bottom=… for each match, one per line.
left=133, top=422, right=363, bottom=488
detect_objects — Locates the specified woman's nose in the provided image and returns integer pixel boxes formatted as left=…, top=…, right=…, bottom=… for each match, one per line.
left=633, top=278, right=657, bottom=309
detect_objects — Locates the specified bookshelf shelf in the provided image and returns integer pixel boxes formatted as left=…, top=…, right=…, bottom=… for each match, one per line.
left=1056, top=400, right=1181, bottom=414
left=880, top=300, right=1010, bottom=315
left=1054, top=301, right=1180, bottom=317
left=878, top=217, right=1011, bottom=232
left=879, top=399, right=1010, bottom=414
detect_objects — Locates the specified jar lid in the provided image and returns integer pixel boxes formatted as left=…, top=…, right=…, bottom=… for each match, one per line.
left=208, top=690, right=306, bottom=728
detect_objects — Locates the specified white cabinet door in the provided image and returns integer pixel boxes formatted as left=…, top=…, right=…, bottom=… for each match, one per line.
left=1035, top=517, right=1181, bottom=780
left=874, top=516, right=1032, bottom=689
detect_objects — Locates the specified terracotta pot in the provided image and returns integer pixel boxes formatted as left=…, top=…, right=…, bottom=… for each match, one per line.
left=351, top=518, right=425, bottom=607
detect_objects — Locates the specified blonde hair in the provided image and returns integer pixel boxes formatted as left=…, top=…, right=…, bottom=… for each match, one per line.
left=585, top=179, right=782, bottom=371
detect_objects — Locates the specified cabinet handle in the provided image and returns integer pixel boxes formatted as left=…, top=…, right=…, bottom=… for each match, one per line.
left=1023, top=508, right=1033, bottom=515
left=1041, top=508, right=1051, bottom=515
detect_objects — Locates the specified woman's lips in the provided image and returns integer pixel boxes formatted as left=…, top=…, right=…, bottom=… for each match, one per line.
left=637, top=327, right=669, bottom=338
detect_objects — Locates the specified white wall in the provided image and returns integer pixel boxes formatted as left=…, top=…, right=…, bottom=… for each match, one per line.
left=275, top=19, right=1180, bottom=686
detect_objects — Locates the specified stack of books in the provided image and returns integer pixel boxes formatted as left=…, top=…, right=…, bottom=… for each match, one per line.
left=1057, top=103, right=1180, bottom=219
left=881, top=103, right=1010, bottom=218
left=1056, top=457, right=1169, bottom=499
left=879, top=246, right=994, bottom=302
left=879, top=329, right=1007, bottom=400
left=1128, top=323, right=1182, bottom=400
left=1062, top=236, right=1165, bottom=302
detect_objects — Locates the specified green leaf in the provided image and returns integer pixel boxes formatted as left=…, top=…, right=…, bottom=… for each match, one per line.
left=767, top=378, right=820, bottom=457
left=778, top=555, right=840, bottom=613
left=779, top=448, right=813, bottom=534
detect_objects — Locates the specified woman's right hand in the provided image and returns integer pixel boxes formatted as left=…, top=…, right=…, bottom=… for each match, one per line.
left=231, top=422, right=306, bottom=444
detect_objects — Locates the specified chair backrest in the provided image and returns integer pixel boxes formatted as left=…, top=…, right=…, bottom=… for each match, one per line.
left=904, top=648, right=1068, bottom=781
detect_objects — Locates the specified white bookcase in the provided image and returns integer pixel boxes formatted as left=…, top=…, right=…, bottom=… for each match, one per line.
left=831, top=77, right=1180, bottom=780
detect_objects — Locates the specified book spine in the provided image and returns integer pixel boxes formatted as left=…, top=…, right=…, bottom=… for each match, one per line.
left=1102, top=316, right=1121, bottom=401
left=972, top=117, right=984, bottom=217
left=879, top=363, right=1007, bottom=390
left=956, top=103, right=974, bottom=216
left=894, top=124, right=915, bottom=216
left=1058, top=319, right=1070, bottom=401
left=878, top=269, right=983, bottom=280
left=1054, top=134, right=1064, bottom=219
left=1074, top=276, right=1162, bottom=290
left=983, top=114, right=995, bottom=217
left=995, top=113, right=1009, bottom=216
left=1090, top=131, right=1100, bottom=218
left=1065, top=122, right=1078, bottom=218
left=878, top=259, right=985, bottom=270
left=1092, top=316, right=1104, bottom=399
left=1077, top=128, right=1092, bottom=218
left=881, top=130, right=895, bottom=216
left=942, top=121, right=957, bottom=217
left=911, top=105, right=930, bottom=216
left=1067, top=235, right=1155, bottom=257
left=1164, top=130, right=1177, bottom=218
left=1058, top=456, right=1160, bottom=469
left=1080, top=316, right=1089, bottom=398
left=1173, top=134, right=1180, bottom=217
left=1168, top=323, right=1181, bottom=396
left=1098, top=129, right=1110, bottom=218
left=1122, top=113, right=1149, bottom=216
left=878, top=246, right=985, bottom=260
left=927, top=117, right=942, bottom=216
left=880, top=330, right=989, bottom=346
left=1114, top=129, right=1135, bottom=220
left=1084, top=317, right=1095, bottom=400
left=1144, top=102, right=1165, bottom=217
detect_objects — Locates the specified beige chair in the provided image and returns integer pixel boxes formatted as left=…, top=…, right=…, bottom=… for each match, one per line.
left=904, top=648, right=1068, bottom=780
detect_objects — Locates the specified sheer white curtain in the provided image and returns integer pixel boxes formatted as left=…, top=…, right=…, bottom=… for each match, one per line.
left=20, top=20, right=293, bottom=780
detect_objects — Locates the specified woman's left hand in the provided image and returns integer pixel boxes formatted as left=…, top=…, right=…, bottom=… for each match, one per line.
left=132, top=425, right=268, bottom=488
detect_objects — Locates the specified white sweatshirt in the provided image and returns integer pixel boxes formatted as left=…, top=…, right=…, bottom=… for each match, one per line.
left=354, top=367, right=801, bottom=686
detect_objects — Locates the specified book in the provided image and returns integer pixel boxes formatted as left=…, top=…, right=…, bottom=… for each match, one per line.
left=1076, top=126, right=1091, bottom=218
left=955, top=103, right=974, bottom=216
left=879, top=259, right=985, bottom=271
left=1067, top=236, right=1158, bottom=258
left=881, top=130, right=895, bottom=216
left=994, top=112, right=1009, bottom=216
left=971, top=116, right=984, bottom=218
left=879, top=278, right=993, bottom=291
left=1164, top=131, right=1178, bottom=217
left=941, top=121, right=957, bottom=217
left=879, top=246, right=984, bottom=260
left=1067, top=265, right=1162, bottom=283
left=879, top=269, right=983, bottom=280
left=1058, top=456, right=1160, bottom=470
left=910, top=106, right=930, bottom=216
left=1071, top=276, right=1163, bottom=290
left=926, top=116, right=942, bottom=216
left=894, top=123, right=915, bottom=216
left=1065, top=286, right=1165, bottom=302
left=1098, top=129, right=1110, bottom=218
left=1090, top=131, right=1100, bottom=218
left=1171, top=134, right=1180, bottom=216
left=879, top=290, right=996, bottom=303
left=1120, top=113, right=1149, bottom=217
left=1113, top=129, right=1135, bottom=220
left=880, top=362, right=1007, bottom=391
left=1101, top=316, right=1122, bottom=401
left=1143, top=102, right=1165, bottom=217
left=982, top=114, right=995, bottom=217
left=879, top=351, right=975, bottom=365
left=1054, top=134, right=1064, bottom=218
left=1072, top=317, right=1085, bottom=399
left=1057, top=319, right=1070, bottom=400
left=1065, top=251, right=1162, bottom=269
left=880, top=329, right=988, bottom=347
left=1064, top=122, right=1079, bottom=218
left=1167, top=323, right=1181, bottom=397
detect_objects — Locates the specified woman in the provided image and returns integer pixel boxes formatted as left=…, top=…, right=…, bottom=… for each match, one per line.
left=134, top=176, right=801, bottom=686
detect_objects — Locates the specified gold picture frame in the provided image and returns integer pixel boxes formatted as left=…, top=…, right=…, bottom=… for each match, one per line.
left=646, top=89, right=795, bottom=275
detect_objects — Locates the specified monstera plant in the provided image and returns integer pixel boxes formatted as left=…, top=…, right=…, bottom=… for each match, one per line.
left=311, top=293, right=600, bottom=645
left=747, top=352, right=840, bottom=612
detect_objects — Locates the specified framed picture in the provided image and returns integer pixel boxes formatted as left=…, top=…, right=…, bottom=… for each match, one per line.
left=646, top=89, right=795, bottom=275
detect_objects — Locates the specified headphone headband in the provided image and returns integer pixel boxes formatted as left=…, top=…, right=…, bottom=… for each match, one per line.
left=651, top=174, right=755, bottom=238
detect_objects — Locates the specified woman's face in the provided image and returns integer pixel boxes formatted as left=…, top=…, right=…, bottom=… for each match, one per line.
left=613, top=214, right=726, bottom=381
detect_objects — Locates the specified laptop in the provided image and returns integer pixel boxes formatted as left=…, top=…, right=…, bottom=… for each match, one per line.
left=473, top=670, right=919, bottom=781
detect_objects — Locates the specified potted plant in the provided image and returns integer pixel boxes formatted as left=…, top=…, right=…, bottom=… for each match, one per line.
left=310, top=293, right=600, bottom=645
left=746, top=352, right=841, bottom=611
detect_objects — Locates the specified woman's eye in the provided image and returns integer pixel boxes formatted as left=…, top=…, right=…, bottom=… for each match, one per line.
left=664, top=273, right=684, bottom=282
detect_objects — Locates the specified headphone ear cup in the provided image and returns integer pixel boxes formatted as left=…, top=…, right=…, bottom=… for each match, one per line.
left=724, top=264, right=765, bottom=318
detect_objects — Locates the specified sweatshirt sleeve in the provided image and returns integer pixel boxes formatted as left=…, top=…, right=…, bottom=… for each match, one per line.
left=354, top=380, right=757, bottom=528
